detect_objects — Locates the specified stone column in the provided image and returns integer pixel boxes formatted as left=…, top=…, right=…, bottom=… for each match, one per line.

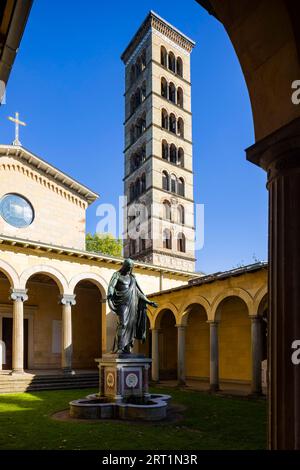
left=151, top=328, right=159, bottom=382
left=10, top=289, right=28, bottom=374
left=60, top=294, right=76, bottom=375
left=247, top=117, right=300, bottom=449
left=250, top=316, right=263, bottom=395
left=177, top=325, right=186, bottom=385
left=209, top=321, right=219, bottom=392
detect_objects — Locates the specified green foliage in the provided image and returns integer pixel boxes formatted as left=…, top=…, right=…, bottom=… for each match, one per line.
left=86, top=233, right=122, bottom=257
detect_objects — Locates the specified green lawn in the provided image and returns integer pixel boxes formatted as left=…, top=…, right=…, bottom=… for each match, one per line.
left=0, top=387, right=266, bottom=450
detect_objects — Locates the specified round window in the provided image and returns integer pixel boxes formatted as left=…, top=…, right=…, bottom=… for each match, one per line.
left=0, top=194, right=34, bottom=228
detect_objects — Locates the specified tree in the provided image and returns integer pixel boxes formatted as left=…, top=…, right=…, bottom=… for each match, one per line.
left=86, top=233, right=122, bottom=257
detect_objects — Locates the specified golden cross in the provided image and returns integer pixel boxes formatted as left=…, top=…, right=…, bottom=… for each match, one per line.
left=8, top=112, right=26, bottom=146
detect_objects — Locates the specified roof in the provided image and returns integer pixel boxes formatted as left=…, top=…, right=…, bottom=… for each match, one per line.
left=121, top=10, right=195, bottom=64
left=0, top=234, right=200, bottom=279
left=0, top=144, right=99, bottom=205
left=0, top=0, right=33, bottom=90
left=149, top=262, right=268, bottom=297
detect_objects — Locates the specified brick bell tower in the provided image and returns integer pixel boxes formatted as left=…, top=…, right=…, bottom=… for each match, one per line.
left=121, top=11, right=196, bottom=272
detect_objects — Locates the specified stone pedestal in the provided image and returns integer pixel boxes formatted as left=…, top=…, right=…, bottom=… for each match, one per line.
left=95, top=353, right=152, bottom=403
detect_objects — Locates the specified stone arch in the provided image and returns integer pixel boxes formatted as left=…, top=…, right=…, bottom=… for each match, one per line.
left=0, top=259, right=19, bottom=288
left=19, top=265, right=68, bottom=294
left=211, top=287, right=254, bottom=321
left=179, top=295, right=211, bottom=326
left=253, top=285, right=268, bottom=315
left=68, top=272, right=108, bottom=298
left=152, top=302, right=178, bottom=329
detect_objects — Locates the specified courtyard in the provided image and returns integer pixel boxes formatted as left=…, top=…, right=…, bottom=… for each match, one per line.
left=0, top=387, right=266, bottom=450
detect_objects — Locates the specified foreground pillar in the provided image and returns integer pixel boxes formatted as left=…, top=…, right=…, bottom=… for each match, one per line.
left=209, top=321, right=219, bottom=392
left=251, top=316, right=263, bottom=395
left=10, top=289, right=28, bottom=374
left=60, top=294, right=76, bottom=375
left=247, top=117, right=300, bottom=449
left=151, top=328, right=159, bottom=382
left=177, top=325, right=186, bottom=385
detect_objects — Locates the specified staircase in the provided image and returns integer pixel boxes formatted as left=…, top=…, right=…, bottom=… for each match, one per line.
left=0, top=371, right=99, bottom=394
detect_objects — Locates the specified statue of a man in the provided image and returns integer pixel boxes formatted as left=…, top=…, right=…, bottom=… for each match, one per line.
left=107, top=258, right=158, bottom=354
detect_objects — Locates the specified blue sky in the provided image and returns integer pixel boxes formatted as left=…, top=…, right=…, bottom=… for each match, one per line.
left=0, top=0, right=268, bottom=274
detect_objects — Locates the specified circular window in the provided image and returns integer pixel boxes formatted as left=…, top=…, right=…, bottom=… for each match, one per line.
left=0, top=194, right=34, bottom=228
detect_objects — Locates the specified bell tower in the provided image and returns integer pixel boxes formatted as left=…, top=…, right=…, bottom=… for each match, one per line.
left=121, top=11, right=196, bottom=272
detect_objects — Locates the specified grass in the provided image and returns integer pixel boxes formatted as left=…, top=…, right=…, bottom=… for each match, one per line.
left=0, top=387, right=267, bottom=450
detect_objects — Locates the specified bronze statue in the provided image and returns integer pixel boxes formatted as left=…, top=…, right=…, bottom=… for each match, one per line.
left=107, top=258, right=158, bottom=353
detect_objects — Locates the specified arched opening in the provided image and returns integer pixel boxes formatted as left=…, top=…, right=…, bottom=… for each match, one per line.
left=162, top=139, right=169, bottom=160
left=141, top=81, right=146, bottom=101
left=162, top=170, right=169, bottom=191
left=177, top=204, right=185, bottom=224
left=141, top=173, right=146, bottom=193
left=130, top=65, right=135, bottom=85
left=177, top=87, right=183, bottom=107
left=171, top=174, right=177, bottom=193
left=134, top=178, right=140, bottom=198
left=135, top=57, right=142, bottom=77
left=135, top=87, right=141, bottom=108
left=258, top=293, right=268, bottom=391
left=169, top=113, right=176, bottom=134
left=178, top=147, right=184, bottom=167
left=0, top=270, right=13, bottom=370
left=25, top=273, right=62, bottom=371
left=163, top=228, right=172, bottom=250
left=158, top=309, right=177, bottom=379
left=160, top=46, right=167, bottom=67
left=177, top=117, right=184, bottom=138
left=129, top=183, right=134, bottom=202
left=217, top=296, right=251, bottom=383
left=141, top=49, right=146, bottom=70
left=178, top=177, right=185, bottom=197
left=168, top=51, right=176, bottom=73
left=177, top=232, right=186, bottom=252
left=176, top=56, right=183, bottom=77
left=184, top=304, right=209, bottom=380
left=169, top=82, right=176, bottom=103
left=72, top=280, right=103, bottom=369
left=163, top=200, right=171, bottom=220
left=130, top=125, right=135, bottom=144
left=161, top=77, right=168, bottom=99
left=130, top=94, right=135, bottom=115
left=161, top=108, right=168, bottom=129
left=170, top=143, right=177, bottom=164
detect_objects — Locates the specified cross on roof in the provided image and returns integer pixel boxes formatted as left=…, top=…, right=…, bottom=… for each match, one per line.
left=8, top=112, right=26, bottom=146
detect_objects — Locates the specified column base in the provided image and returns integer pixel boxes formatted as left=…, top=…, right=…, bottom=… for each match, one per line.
left=10, top=369, right=25, bottom=375
left=177, top=379, right=186, bottom=387
left=210, top=384, right=219, bottom=392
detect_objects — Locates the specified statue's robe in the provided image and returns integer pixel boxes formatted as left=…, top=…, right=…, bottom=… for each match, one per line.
left=108, top=272, right=147, bottom=352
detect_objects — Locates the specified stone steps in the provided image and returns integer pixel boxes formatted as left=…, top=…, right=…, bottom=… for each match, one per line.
left=0, top=373, right=99, bottom=394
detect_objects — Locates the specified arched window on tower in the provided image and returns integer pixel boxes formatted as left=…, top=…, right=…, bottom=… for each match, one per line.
left=163, top=229, right=172, bottom=249
left=168, top=52, right=176, bottom=73
left=177, top=117, right=184, bottom=138
left=141, top=143, right=146, bottom=162
left=141, top=49, right=146, bottom=70
left=161, top=109, right=168, bottom=129
left=161, top=46, right=167, bottom=67
left=171, top=174, right=177, bottom=193
left=129, top=183, right=134, bottom=202
left=170, top=144, right=177, bottom=164
left=141, top=81, right=146, bottom=101
left=161, top=77, right=168, bottom=99
left=135, top=88, right=141, bottom=108
left=130, top=125, right=135, bottom=145
left=136, top=57, right=142, bottom=77
left=177, top=87, right=183, bottom=108
left=162, top=140, right=169, bottom=160
left=177, top=232, right=186, bottom=252
left=169, top=82, right=176, bottom=103
left=130, top=94, right=135, bottom=115
left=177, top=204, right=185, bottom=224
left=130, top=65, right=135, bottom=85
left=141, top=173, right=146, bottom=193
left=130, top=239, right=136, bottom=256
left=162, top=171, right=169, bottom=191
left=135, top=178, right=140, bottom=198
left=139, top=236, right=146, bottom=252
left=163, top=200, right=171, bottom=220
left=178, top=148, right=184, bottom=167
left=169, top=113, right=176, bottom=134
left=178, top=177, right=185, bottom=197
left=176, top=57, right=183, bottom=77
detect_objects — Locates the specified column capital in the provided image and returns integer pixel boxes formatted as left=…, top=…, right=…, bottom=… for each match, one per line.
left=175, top=324, right=186, bottom=329
left=10, top=288, right=28, bottom=302
left=249, top=315, right=261, bottom=322
left=60, top=294, right=76, bottom=306
left=207, top=320, right=219, bottom=325
left=246, top=116, right=300, bottom=176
